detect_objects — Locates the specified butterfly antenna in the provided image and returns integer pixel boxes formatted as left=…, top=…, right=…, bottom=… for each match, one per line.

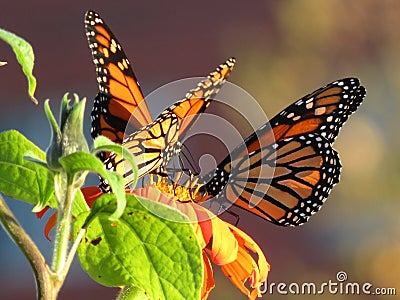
left=179, top=143, right=200, bottom=176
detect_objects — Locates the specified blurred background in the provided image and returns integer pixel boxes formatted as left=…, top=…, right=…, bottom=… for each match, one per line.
left=1, top=0, right=399, bottom=299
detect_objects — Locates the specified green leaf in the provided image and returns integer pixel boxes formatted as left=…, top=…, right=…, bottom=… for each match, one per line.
left=44, top=99, right=62, bottom=170
left=0, top=130, right=56, bottom=208
left=75, top=194, right=203, bottom=300
left=59, top=152, right=126, bottom=220
left=92, top=136, right=139, bottom=189
left=118, top=286, right=150, bottom=300
left=0, top=28, right=37, bottom=103
left=24, top=151, right=48, bottom=168
left=72, top=189, right=90, bottom=217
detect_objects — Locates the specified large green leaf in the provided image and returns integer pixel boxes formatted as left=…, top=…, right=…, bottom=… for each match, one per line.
left=75, top=194, right=203, bottom=300
left=0, top=130, right=56, bottom=208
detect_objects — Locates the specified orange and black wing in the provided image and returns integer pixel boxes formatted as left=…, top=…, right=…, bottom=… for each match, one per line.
left=169, top=57, right=235, bottom=138
left=85, top=10, right=152, bottom=144
left=202, top=78, right=366, bottom=226
left=165, top=57, right=235, bottom=173
left=212, top=134, right=341, bottom=226
left=103, top=58, right=235, bottom=190
left=103, top=112, right=180, bottom=191
left=269, top=77, right=365, bottom=143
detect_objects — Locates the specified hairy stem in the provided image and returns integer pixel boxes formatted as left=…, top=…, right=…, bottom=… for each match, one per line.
left=0, top=194, right=53, bottom=299
left=60, top=228, right=85, bottom=283
left=51, top=172, right=76, bottom=293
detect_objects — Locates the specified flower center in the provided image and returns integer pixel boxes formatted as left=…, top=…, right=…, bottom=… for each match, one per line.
left=148, top=173, right=205, bottom=202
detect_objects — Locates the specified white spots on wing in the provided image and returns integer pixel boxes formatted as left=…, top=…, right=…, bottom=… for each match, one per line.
left=110, top=43, right=117, bottom=54
left=95, top=17, right=103, bottom=24
left=123, top=59, right=129, bottom=68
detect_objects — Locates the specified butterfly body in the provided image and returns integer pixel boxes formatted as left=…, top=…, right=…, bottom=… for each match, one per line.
left=102, top=112, right=181, bottom=191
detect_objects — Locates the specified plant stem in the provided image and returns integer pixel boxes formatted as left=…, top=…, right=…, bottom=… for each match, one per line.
left=60, top=228, right=85, bottom=282
left=0, top=194, right=53, bottom=299
left=51, top=172, right=76, bottom=293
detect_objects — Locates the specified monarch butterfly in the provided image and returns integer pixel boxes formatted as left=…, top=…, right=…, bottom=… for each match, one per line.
left=85, top=10, right=152, bottom=144
left=85, top=10, right=235, bottom=190
left=103, top=58, right=235, bottom=189
left=184, top=78, right=366, bottom=226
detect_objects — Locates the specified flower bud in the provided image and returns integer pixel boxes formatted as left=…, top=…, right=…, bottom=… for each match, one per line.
left=46, top=94, right=89, bottom=170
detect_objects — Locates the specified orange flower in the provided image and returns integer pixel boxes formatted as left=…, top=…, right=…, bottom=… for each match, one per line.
left=39, top=180, right=270, bottom=299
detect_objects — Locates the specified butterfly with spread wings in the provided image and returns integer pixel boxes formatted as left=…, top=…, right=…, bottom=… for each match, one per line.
left=190, top=78, right=366, bottom=226
left=85, top=10, right=235, bottom=190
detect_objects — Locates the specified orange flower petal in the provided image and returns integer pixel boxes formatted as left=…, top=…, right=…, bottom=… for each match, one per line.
left=201, top=252, right=215, bottom=300
left=44, top=211, right=58, bottom=241
left=228, top=224, right=269, bottom=286
left=35, top=206, right=50, bottom=219
left=207, top=216, right=238, bottom=265
left=220, top=224, right=270, bottom=299
left=81, top=186, right=104, bottom=207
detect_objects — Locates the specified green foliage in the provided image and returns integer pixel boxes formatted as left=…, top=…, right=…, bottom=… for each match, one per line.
left=75, top=193, right=203, bottom=300
left=0, top=130, right=56, bottom=210
left=59, top=151, right=126, bottom=219
left=43, top=94, right=130, bottom=220
left=0, top=24, right=205, bottom=300
left=118, top=286, right=151, bottom=300
left=0, top=28, right=37, bottom=103
left=0, top=94, right=135, bottom=222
